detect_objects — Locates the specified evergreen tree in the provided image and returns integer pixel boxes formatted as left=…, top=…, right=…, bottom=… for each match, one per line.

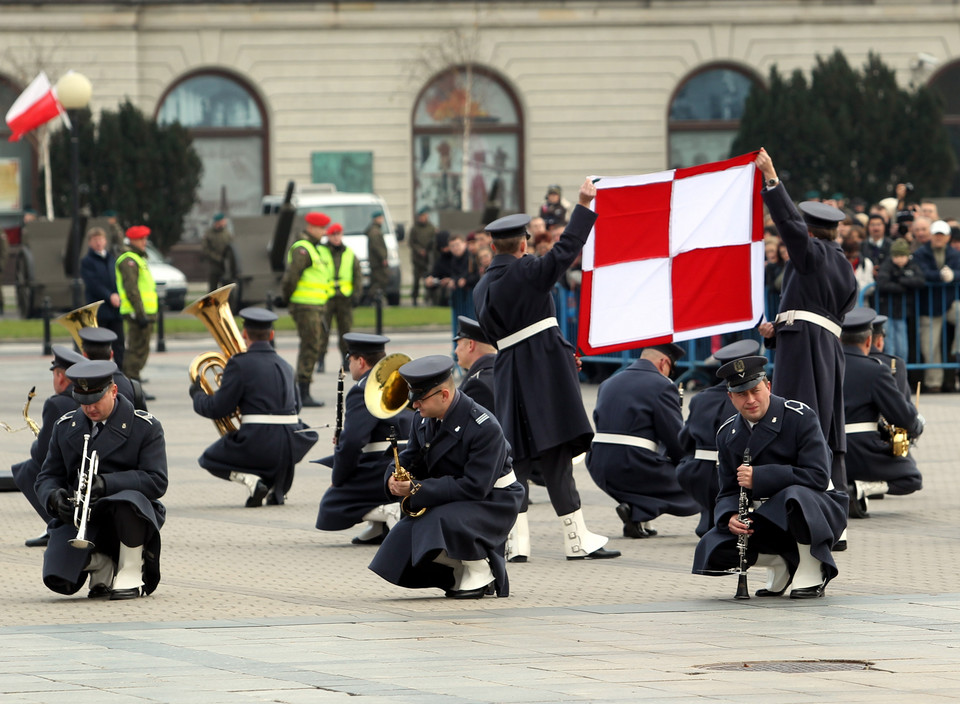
left=732, top=50, right=956, bottom=204
left=47, top=100, right=202, bottom=252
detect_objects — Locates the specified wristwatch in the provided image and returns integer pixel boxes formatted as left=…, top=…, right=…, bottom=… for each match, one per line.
left=765, top=177, right=779, bottom=188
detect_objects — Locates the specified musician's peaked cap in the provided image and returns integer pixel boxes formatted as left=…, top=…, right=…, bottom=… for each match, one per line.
left=799, top=201, right=845, bottom=229
left=717, top=355, right=768, bottom=393
left=453, top=316, right=490, bottom=344
left=842, top=307, right=876, bottom=335
left=238, top=307, right=277, bottom=330
left=705, top=339, right=761, bottom=368
left=485, top=213, right=531, bottom=239
left=50, top=344, right=85, bottom=371
left=343, top=332, right=389, bottom=356
left=399, top=355, right=455, bottom=402
left=647, top=343, right=686, bottom=363
left=78, top=327, right=117, bottom=345
left=66, top=360, right=117, bottom=404
left=872, top=314, right=888, bottom=335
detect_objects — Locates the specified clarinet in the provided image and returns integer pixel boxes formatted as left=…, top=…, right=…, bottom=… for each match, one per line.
left=333, top=366, right=345, bottom=446
left=735, top=448, right=752, bottom=600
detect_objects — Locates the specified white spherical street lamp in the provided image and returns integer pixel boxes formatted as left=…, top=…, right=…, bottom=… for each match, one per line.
left=55, top=71, right=92, bottom=110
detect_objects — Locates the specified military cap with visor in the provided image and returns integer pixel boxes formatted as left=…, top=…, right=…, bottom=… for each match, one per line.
left=453, top=316, right=490, bottom=344
left=717, top=355, right=769, bottom=393
left=485, top=213, right=531, bottom=240
left=238, top=307, right=277, bottom=331
left=798, top=201, right=845, bottom=229
left=66, top=360, right=118, bottom=404
left=399, top=355, right=455, bottom=402
left=50, top=344, right=85, bottom=371
left=343, top=332, right=389, bottom=359
left=841, top=307, right=876, bottom=335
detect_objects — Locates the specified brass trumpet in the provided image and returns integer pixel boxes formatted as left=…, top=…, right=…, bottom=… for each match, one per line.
left=69, top=433, right=100, bottom=550
left=55, top=301, right=103, bottom=349
left=185, top=285, right=246, bottom=436
left=1, top=386, right=40, bottom=437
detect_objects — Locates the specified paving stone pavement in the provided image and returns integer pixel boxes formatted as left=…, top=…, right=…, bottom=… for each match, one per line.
left=1, top=330, right=959, bottom=702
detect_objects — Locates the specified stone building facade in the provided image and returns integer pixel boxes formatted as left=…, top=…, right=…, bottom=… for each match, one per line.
left=2, top=1, right=960, bottom=236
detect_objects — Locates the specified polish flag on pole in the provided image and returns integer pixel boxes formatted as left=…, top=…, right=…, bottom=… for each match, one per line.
left=5, top=72, right=69, bottom=142
left=578, top=152, right=764, bottom=355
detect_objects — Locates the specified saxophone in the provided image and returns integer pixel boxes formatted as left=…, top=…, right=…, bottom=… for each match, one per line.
left=1, top=387, right=40, bottom=437
left=877, top=359, right=911, bottom=458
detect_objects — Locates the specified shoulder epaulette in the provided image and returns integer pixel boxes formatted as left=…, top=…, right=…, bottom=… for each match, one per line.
left=784, top=400, right=809, bottom=414
left=472, top=407, right=490, bottom=425
left=134, top=409, right=155, bottom=424
left=717, top=414, right=737, bottom=433
left=56, top=410, right=77, bottom=425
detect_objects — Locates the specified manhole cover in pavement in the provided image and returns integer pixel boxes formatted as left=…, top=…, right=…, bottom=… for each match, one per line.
left=696, top=660, right=873, bottom=673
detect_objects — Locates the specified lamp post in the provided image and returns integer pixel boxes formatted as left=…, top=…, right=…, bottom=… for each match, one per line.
left=55, top=71, right=92, bottom=309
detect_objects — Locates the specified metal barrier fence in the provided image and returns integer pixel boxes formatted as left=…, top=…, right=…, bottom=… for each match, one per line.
left=442, top=282, right=960, bottom=384
left=554, top=282, right=960, bottom=382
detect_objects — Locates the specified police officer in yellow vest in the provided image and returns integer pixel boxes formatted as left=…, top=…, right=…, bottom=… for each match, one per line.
left=281, top=211, right=330, bottom=407
left=115, top=225, right=157, bottom=389
left=316, top=222, right=362, bottom=373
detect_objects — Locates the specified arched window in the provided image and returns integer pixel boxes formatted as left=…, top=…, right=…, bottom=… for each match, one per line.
left=157, top=70, right=268, bottom=237
left=668, top=65, right=760, bottom=169
left=0, top=75, right=38, bottom=236
left=929, top=62, right=960, bottom=196
left=412, top=66, right=523, bottom=221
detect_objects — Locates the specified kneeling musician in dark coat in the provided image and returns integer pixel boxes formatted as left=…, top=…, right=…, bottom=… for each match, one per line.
left=587, top=343, right=699, bottom=539
left=841, top=308, right=924, bottom=516
left=192, top=307, right=318, bottom=506
left=692, top=355, right=847, bottom=599
left=677, top=339, right=761, bottom=538
left=35, top=360, right=167, bottom=600
left=315, top=333, right=414, bottom=544
left=368, top=356, right=523, bottom=599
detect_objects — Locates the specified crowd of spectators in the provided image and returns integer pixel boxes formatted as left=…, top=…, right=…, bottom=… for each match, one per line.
left=763, top=187, right=960, bottom=392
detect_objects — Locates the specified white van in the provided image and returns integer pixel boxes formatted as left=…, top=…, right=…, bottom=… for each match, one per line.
left=261, top=185, right=403, bottom=305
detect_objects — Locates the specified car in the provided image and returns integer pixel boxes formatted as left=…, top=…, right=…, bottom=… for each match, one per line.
left=143, top=241, right=188, bottom=311
left=261, top=186, right=404, bottom=305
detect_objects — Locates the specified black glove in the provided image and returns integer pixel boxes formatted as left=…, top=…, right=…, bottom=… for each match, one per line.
left=50, top=488, right=74, bottom=525
left=189, top=378, right=203, bottom=399
left=136, top=315, right=149, bottom=329
left=89, top=475, right=106, bottom=503
left=272, top=295, right=287, bottom=309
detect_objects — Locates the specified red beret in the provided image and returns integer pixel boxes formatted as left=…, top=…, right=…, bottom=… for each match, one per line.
left=327, top=223, right=343, bottom=235
left=305, top=212, right=331, bottom=228
left=126, top=225, right=151, bottom=240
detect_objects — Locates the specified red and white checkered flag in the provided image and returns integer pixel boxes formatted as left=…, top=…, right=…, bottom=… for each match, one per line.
left=578, top=152, right=764, bottom=355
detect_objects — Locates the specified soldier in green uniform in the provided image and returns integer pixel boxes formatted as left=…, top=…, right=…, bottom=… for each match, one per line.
left=317, top=222, right=361, bottom=373
left=103, top=210, right=126, bottom=256
left=281, top=211, right=329, bottom=407
left=201, top=212, right=232, bottom=291
left=115, top=225, right=157, bottom=391
left=365, top=209, right=389, bottom=301
left=408, top=206, right=436, bottom=306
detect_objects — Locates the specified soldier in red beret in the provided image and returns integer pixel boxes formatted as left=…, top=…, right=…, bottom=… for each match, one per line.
left=115, top=226, right=158, bottom=396
left=280, top=211, right=331, bottom=407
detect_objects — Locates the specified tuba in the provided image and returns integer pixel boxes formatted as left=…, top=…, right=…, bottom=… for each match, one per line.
left=55, top=301, right=104, bottom=349
left=363, top=353, right=424, bottom=517
left=185, top=284, right=247, bottom=436
left=364, top=353, right=412, bottom=419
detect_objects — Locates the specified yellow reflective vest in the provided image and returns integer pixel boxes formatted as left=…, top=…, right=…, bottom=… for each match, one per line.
left=116, top=251, right=158, bottom=315
left=317, top=245, right=355, bottom=299
left=287, top=239, right=328, bottom=305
